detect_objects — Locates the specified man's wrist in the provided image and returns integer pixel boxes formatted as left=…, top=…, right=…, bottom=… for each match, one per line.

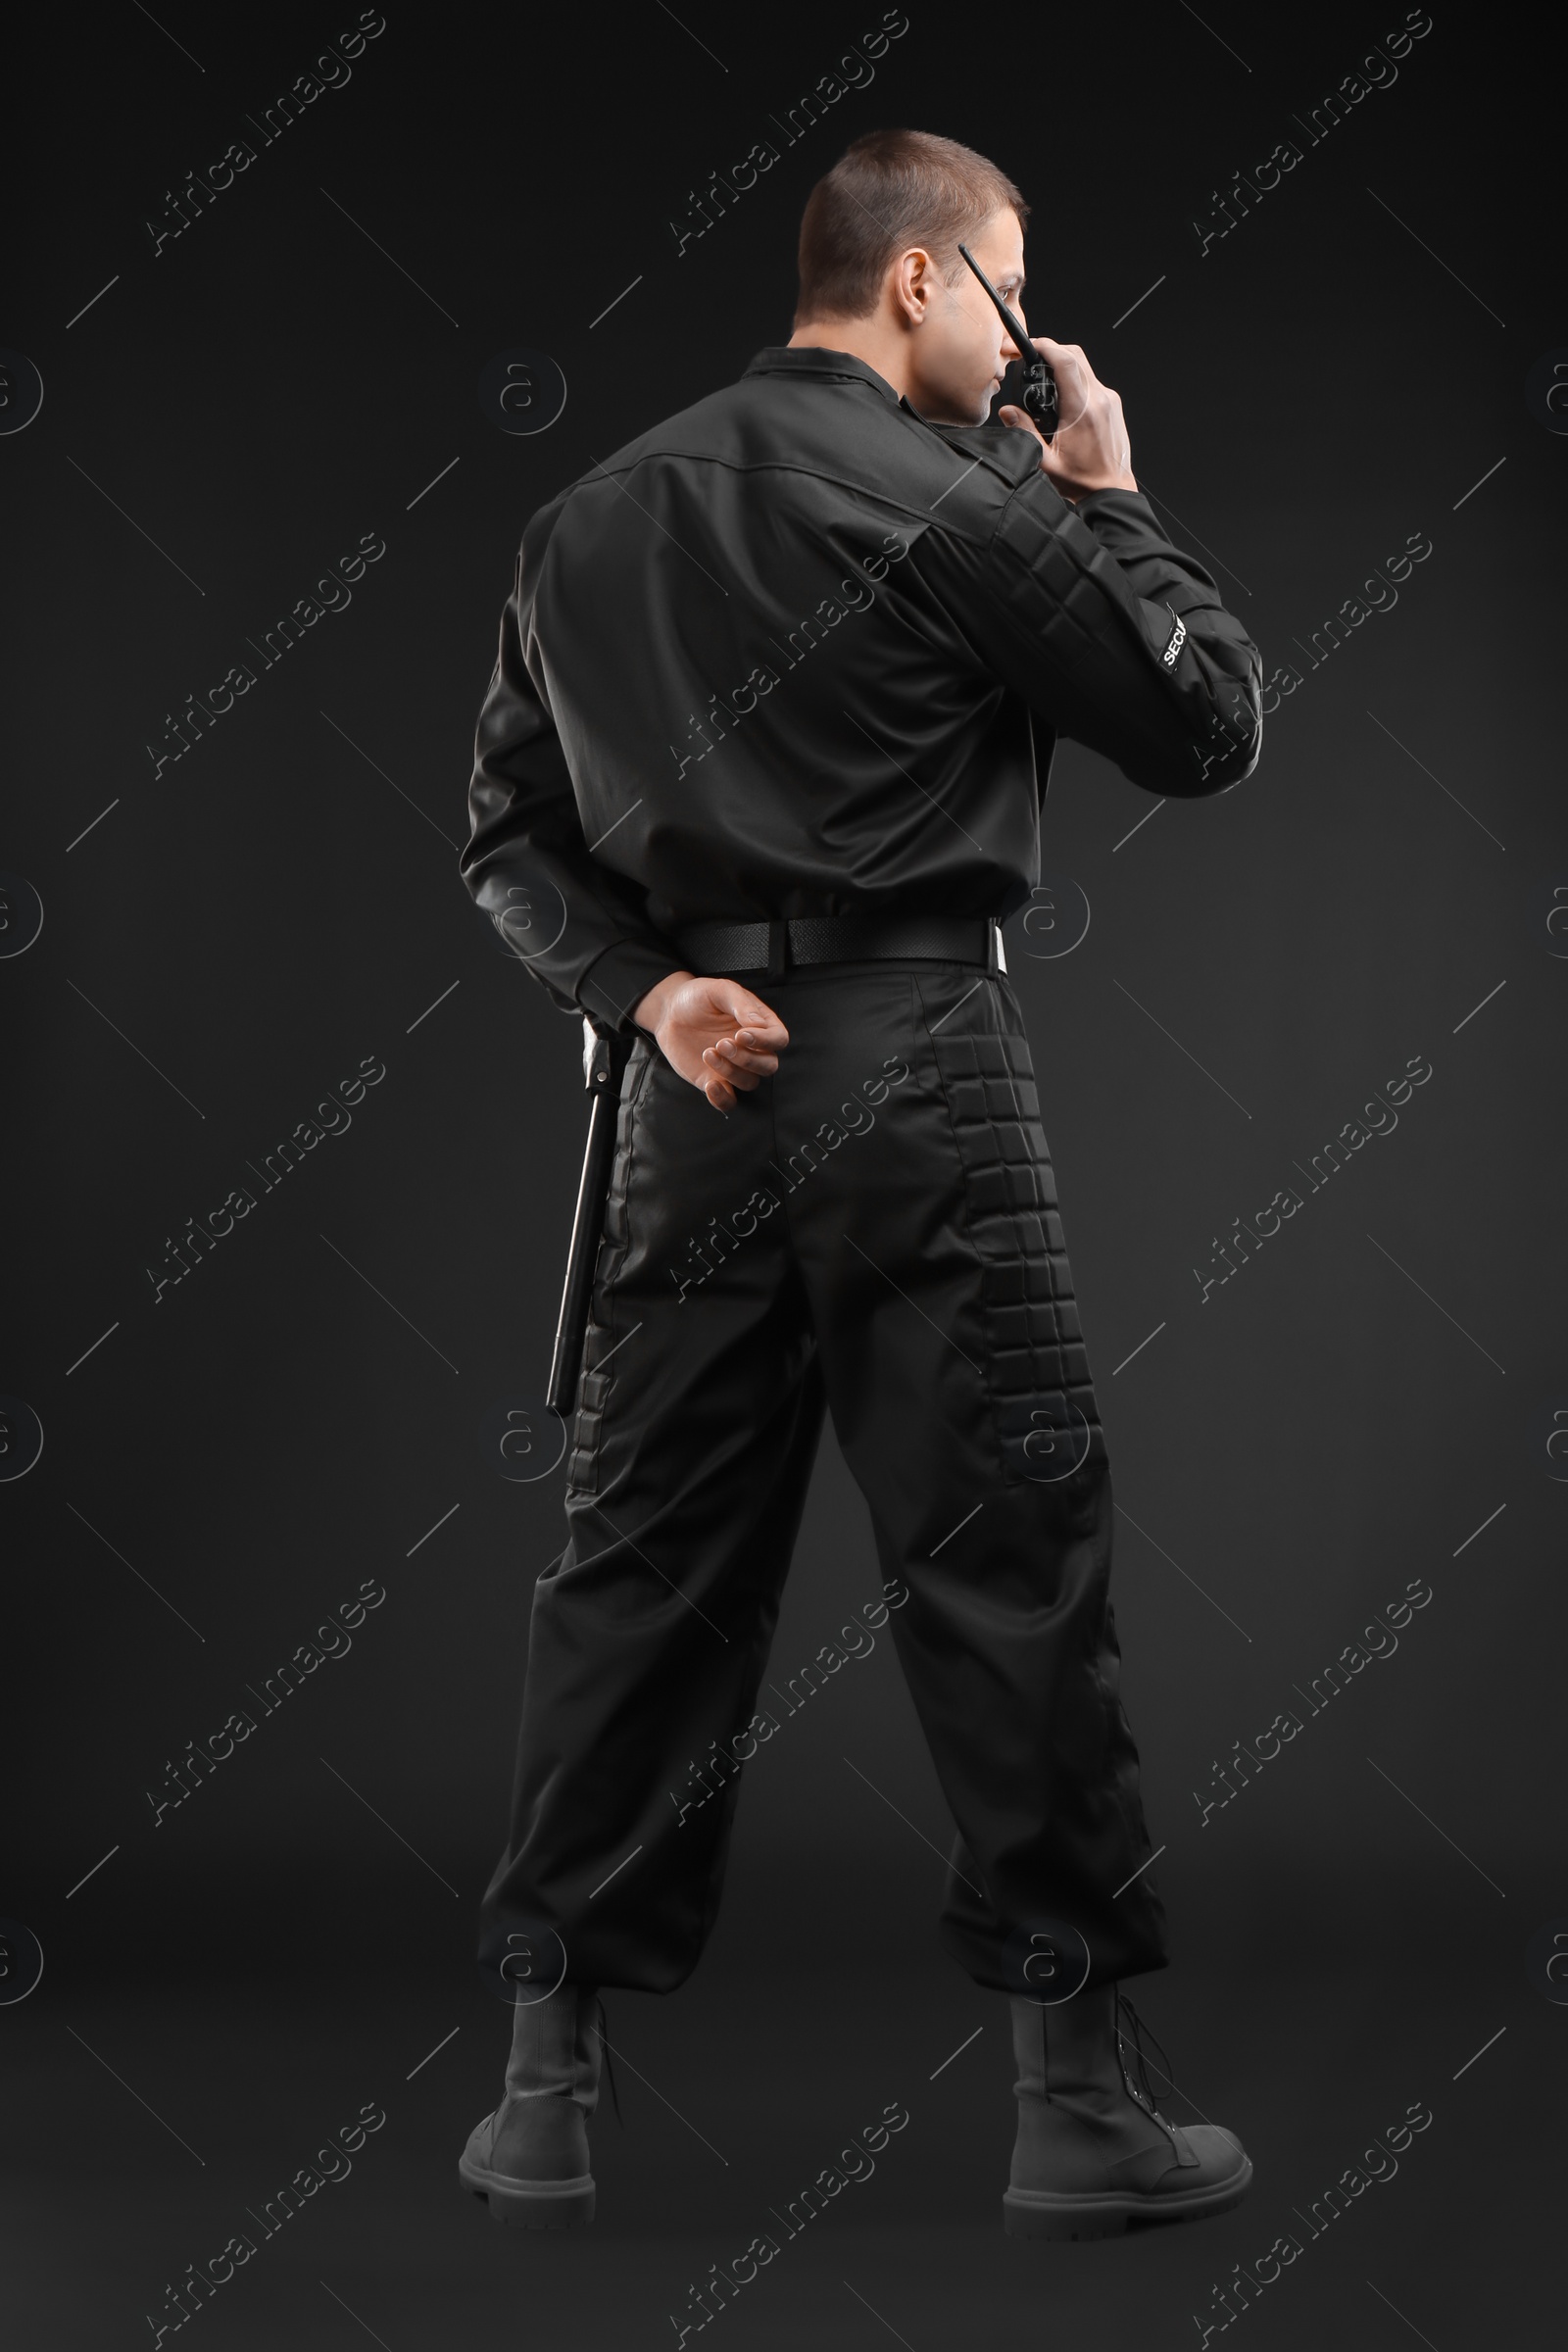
left=632, top=970, right=692, bottom=1033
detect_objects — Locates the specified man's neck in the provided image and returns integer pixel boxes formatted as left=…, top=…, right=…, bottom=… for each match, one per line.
left=787, top=320, right=907, bottom=405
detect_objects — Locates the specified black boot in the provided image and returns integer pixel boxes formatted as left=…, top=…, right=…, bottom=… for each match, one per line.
left=458, top=1982, right=607, bottom=2228
left=1004, top=1984, right=1250, bottom=2239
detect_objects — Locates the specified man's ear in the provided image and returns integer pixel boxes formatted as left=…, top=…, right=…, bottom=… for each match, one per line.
left=892, top=246, right=935, bottom=327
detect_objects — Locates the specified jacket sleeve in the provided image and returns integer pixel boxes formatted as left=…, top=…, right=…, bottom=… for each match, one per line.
left=972, top=470, right=1263, bottom=797
left=458, top=503, right=687, bottom=1034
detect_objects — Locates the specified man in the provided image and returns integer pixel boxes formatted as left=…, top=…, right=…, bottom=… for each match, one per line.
left=456, top=128, right=1262, bottom=2242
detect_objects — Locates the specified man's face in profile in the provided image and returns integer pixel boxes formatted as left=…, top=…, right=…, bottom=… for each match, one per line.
left=910, top=207, right=1029, bottom=425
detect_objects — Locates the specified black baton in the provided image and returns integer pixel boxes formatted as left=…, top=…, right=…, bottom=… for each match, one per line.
left=546, top=1023, right=633, bottom=1418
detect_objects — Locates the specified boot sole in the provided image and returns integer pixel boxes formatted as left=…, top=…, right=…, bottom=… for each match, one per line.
left=458, top=2154, right=596, bottom=2230
left=1003, top=2156, right=1252, bottom=2241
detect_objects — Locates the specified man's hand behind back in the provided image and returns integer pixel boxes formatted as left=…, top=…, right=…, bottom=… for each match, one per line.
left=632, top=971, right=789, bottom=1112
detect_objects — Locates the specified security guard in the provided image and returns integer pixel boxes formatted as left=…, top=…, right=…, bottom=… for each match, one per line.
left=457, top=127, right=1262, bottom=2240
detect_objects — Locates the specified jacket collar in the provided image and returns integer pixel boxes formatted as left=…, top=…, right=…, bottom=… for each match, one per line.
left=743, top=345, right=903, bottom=408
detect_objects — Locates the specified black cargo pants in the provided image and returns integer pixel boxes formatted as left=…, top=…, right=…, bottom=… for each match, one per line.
left=480, top=956, right=1169, bottom=1996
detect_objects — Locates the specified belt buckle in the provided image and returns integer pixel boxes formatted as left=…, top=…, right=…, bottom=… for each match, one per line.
left=765, top=919, right=788, bottom=981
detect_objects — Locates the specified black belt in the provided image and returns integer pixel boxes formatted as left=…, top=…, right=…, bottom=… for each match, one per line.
left=672, top=913, right=1004, bottom=981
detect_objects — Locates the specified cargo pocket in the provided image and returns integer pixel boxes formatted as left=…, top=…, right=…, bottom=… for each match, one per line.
left=917, top=975, right=1105, bottom=1501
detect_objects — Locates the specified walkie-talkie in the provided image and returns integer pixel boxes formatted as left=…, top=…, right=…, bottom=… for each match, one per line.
left=956, top=242, right=1058, bottom=438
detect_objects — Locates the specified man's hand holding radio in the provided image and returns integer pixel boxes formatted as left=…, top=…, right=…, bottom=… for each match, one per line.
left=1000, top=338, right=1138, bottom=503
left=633, top=971, right=790, bottom=1113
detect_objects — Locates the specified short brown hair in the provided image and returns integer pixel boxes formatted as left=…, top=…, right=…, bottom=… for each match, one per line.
left=795, top=128, right=1028, bottom=325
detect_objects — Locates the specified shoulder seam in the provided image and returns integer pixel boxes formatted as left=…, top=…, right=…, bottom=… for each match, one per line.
left=570, top=446, right=950, bottom=537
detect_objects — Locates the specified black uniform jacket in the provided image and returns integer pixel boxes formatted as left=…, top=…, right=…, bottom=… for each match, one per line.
left=459, top=346, right=1263, bottom=1034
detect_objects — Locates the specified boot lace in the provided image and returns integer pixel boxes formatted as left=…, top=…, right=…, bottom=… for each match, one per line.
left=594, top=1991, right=624, bottom=2128
left=1115, top=1992, right=1178, bottom=2127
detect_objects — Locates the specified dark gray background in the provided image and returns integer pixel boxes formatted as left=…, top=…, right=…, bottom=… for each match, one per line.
left=3, top=1, right=1562, bottom=2344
